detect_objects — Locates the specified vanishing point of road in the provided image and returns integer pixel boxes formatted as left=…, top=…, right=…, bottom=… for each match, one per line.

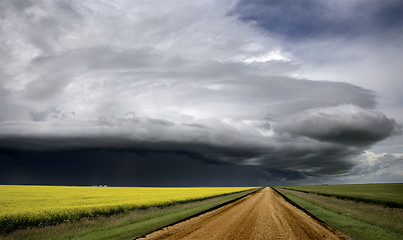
left=140, top=187, right=348, bottom=240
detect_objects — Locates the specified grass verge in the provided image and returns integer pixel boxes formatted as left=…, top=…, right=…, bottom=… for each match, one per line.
left=1, top=188, right=261, bottom=240
left=274, top=187, right=402, bottom=240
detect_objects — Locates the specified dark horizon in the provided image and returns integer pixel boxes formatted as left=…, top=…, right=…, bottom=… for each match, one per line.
left=1, top=148, right=401, bottom=187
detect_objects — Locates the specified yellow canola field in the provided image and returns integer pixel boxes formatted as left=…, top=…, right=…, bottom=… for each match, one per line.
left=0, top=185, right=256, bottom=232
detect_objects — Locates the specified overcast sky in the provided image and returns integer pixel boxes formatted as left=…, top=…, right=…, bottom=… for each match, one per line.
left=0, top=0, right=402, bottom=186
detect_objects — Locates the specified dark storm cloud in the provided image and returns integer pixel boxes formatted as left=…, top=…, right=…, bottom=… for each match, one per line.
left=0, top=0, right=401, bottom=185
left=0, top=104, right=397, bottom=182
left=0, top=150, right=267, bottom=186
left=275, top=105, right=396, bottom=146
left=232, top=0, right=403, bottom=40
left=239, top=135, right=362, bottom=180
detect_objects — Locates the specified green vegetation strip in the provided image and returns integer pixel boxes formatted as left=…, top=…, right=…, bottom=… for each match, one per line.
left=1, top=188, right=261, bottom=240
left=274, top=188, right=402, bottom=240
left=281, top=183, right=403, bottom=208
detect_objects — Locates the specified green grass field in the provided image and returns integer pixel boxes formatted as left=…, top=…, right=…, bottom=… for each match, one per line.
left=274, top=184, right=403, bottom=240
left=281, top=183, right=403, bottom=207
left=0, top=185, right=257, bottom=233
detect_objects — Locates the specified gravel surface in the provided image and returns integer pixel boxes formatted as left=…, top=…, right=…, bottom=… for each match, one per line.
left=139, top=187, right=347, bottom=240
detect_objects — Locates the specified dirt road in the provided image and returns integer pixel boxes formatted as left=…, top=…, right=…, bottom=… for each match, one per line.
left=140, top=187, right=347, bottom=240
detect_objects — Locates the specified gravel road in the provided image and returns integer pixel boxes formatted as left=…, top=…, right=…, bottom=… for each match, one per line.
left=139, top=187, right=347, bottom=240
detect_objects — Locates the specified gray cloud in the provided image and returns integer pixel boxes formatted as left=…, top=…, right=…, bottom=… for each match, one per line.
left=233, top=0, right=403, bottom=40
left=334, top=151, right=403, bottom=184
left=0, top=104, right=397, bottom=182
left=0, top=0, right=401, bottom=185
left=275, top=105, right=396, bottom=146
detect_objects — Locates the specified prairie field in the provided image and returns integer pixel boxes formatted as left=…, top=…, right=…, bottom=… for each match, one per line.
left=275, top=184, right=403, bottom=240
left=0, top=185, right=256, bottom=233
left=281, top=183, right=403, bottom=207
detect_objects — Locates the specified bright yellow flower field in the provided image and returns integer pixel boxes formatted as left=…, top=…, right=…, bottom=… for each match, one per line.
left=0, top=185, right=256, bottom=232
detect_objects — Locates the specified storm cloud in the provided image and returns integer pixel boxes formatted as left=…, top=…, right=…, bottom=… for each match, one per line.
left=0, top=0, right=401, bottom=185
left=275, top=105, right=396, bottom=146
left=232, top=0, right=403, bottom=40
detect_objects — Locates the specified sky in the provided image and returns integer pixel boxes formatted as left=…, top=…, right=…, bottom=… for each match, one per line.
left=0, top=0, right=402, bottom=186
